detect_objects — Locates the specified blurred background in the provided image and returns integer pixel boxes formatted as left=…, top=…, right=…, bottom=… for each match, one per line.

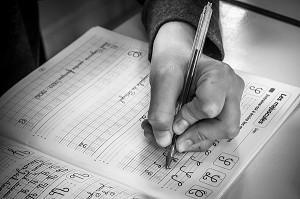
left=38, top=0, right=300, bottom=60
left=39, top=0, right=141, bottom=59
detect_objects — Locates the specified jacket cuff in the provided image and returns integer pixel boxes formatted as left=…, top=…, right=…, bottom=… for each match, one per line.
left=141, top=0, right=224, bottom=61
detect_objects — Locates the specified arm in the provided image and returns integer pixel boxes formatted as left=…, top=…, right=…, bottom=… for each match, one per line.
left=137, top=0, right=224, bottom=61
left=139, top=0, right=244, bottom=152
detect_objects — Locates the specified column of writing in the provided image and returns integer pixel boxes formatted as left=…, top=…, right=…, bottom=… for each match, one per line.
left=0, top=141, right=152, bottom=199
left=53, top=62, right=150, bottom=158
left=0, top=35, right=126, bottom=139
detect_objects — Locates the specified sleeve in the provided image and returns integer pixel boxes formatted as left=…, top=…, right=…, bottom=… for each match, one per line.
left=137, top=0, right=224, bottom=61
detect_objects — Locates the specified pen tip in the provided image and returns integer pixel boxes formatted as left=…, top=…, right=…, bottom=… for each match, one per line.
left=165, top=157, right=172, bottom=169
left=165, top=145, right=176, bottom=169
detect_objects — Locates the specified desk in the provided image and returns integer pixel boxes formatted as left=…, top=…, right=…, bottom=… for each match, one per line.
left=115, top=2, right=300, bottom=199
left=235, top=0, right=300, bottom=21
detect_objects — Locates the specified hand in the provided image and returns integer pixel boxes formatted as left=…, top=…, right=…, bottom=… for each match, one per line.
left=142, top=22, right=245, bottom=152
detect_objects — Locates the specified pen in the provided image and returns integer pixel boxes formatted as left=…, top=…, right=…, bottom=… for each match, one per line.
left=165, top=2, right=213, bottom=169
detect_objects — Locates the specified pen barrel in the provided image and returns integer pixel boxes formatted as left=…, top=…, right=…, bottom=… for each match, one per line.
left=176, top=3, right=212, bottom=114
left=167, top=2, right=213, bottom=169
left=177, top=49, right=200, bottom=109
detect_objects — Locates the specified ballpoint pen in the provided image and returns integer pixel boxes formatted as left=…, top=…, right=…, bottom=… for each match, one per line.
left=165, top=2, right=213, bottom=169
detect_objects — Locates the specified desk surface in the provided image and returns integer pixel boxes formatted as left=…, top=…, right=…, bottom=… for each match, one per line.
left=115, top=2, right=300, bottom=199
left=236, top=0, right=300, bottom=21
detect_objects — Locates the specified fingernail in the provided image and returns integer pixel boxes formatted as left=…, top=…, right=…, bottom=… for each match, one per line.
left=177, top=139, right=193, bottom=152
left=144, top=131, right=153, bottom=140
left=174, top=119, right=189, bottom=135
left=153, top=130, right=172, bottom=147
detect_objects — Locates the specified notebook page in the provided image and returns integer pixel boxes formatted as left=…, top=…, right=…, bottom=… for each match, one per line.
left=0, top=136, right=156, bottom=199
left=0, top=27, right=299, bottom=199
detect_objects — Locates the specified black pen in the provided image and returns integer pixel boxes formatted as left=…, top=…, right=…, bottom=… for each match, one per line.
left=165, top=2, right=213, bottom=169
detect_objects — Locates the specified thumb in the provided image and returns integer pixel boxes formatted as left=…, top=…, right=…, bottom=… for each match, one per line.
left=148, top=57, right=184, bottom=147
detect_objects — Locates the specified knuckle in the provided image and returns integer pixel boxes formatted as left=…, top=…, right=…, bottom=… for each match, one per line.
left=226, top=124, right=240, bottom=138
left=200, top=102, right=220, bottom=118
left=210, top=62, right=233, bottom=77
left=196, top=130, right=208, bottom=142
left=205, top=66, right=222, bottom=78
left=198, top=140, right=213, bottom=152
left=200, top=144, right=211, bottom=151
left=147, top=111, right=171, bottom=130
left=184, top=104, right=200, bottom=122
left=222, top=63, right=234, bottom=74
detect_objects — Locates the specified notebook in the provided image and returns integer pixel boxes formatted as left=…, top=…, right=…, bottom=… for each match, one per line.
left=0, top=26, right=299, bottom=199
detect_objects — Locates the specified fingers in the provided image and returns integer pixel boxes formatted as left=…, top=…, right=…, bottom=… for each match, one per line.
left=173, top=64, right=229, bottom=135
left=142, top=119, right=154, bottom=140
left=145, top=47, right=245, bottom=151
left=176, top=89, right=242, bottom=152
left=145, top=22, right=196, bottom=148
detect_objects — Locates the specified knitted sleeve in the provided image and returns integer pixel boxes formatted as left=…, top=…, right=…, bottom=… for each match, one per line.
left=137, top=0, right=224, bottom=61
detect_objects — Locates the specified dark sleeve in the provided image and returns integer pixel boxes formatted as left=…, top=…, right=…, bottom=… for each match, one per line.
left=137, top=0, right=224, bottom=61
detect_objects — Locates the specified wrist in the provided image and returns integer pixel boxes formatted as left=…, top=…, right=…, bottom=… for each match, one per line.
left=152, top=22, right=196, bottom=59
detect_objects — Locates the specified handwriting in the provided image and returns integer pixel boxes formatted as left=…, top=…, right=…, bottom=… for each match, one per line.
left=5, top=147, right=32, bottom=159
left=127, top=51, right=143, bottom=58
left=86, top=183, right=116, bottom=198
left=153, top=161, right=162, bottom=168
left=144, top=169, right=153, bottom=176
left=79, top=141, right=88, bottom=148
left=25, top=193, right=37, bottom=199
left=19, top=188, right=30, bottom=195
left=18, top=118, right=27, bottom=124
left=67, top=172, right=91, bottom=183
left=212, top=140, right=219, bottom=146
left=180, top=166, right=193, bottom=178
left=35, top=42, right=116, bottom=100
left=49, top=187, right=69, bottom=196
left=36, top=183, right=48, bottom=189
left=49, top=165, right=69, bottom=173
left=70, top=172, right=89, bottom=179
left=138, top=114, right=147, bottom=122
left=171, top=175, right=183, bottom=186
left=204, top=150, right=211, bottom=156
left=119, top=74, right=149, bottom=103
left=190, top=155, right=202, bottom=166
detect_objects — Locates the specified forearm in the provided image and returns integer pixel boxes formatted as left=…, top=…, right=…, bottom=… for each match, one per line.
left=138, top=0, right=224, bottom=61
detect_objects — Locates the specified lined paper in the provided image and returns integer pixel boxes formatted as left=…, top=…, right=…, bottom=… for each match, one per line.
left=0, top=27, right=299, bottom=199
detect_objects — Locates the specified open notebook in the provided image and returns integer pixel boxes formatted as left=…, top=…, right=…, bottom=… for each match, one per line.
left=0, top=27, right=299, bottom=199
